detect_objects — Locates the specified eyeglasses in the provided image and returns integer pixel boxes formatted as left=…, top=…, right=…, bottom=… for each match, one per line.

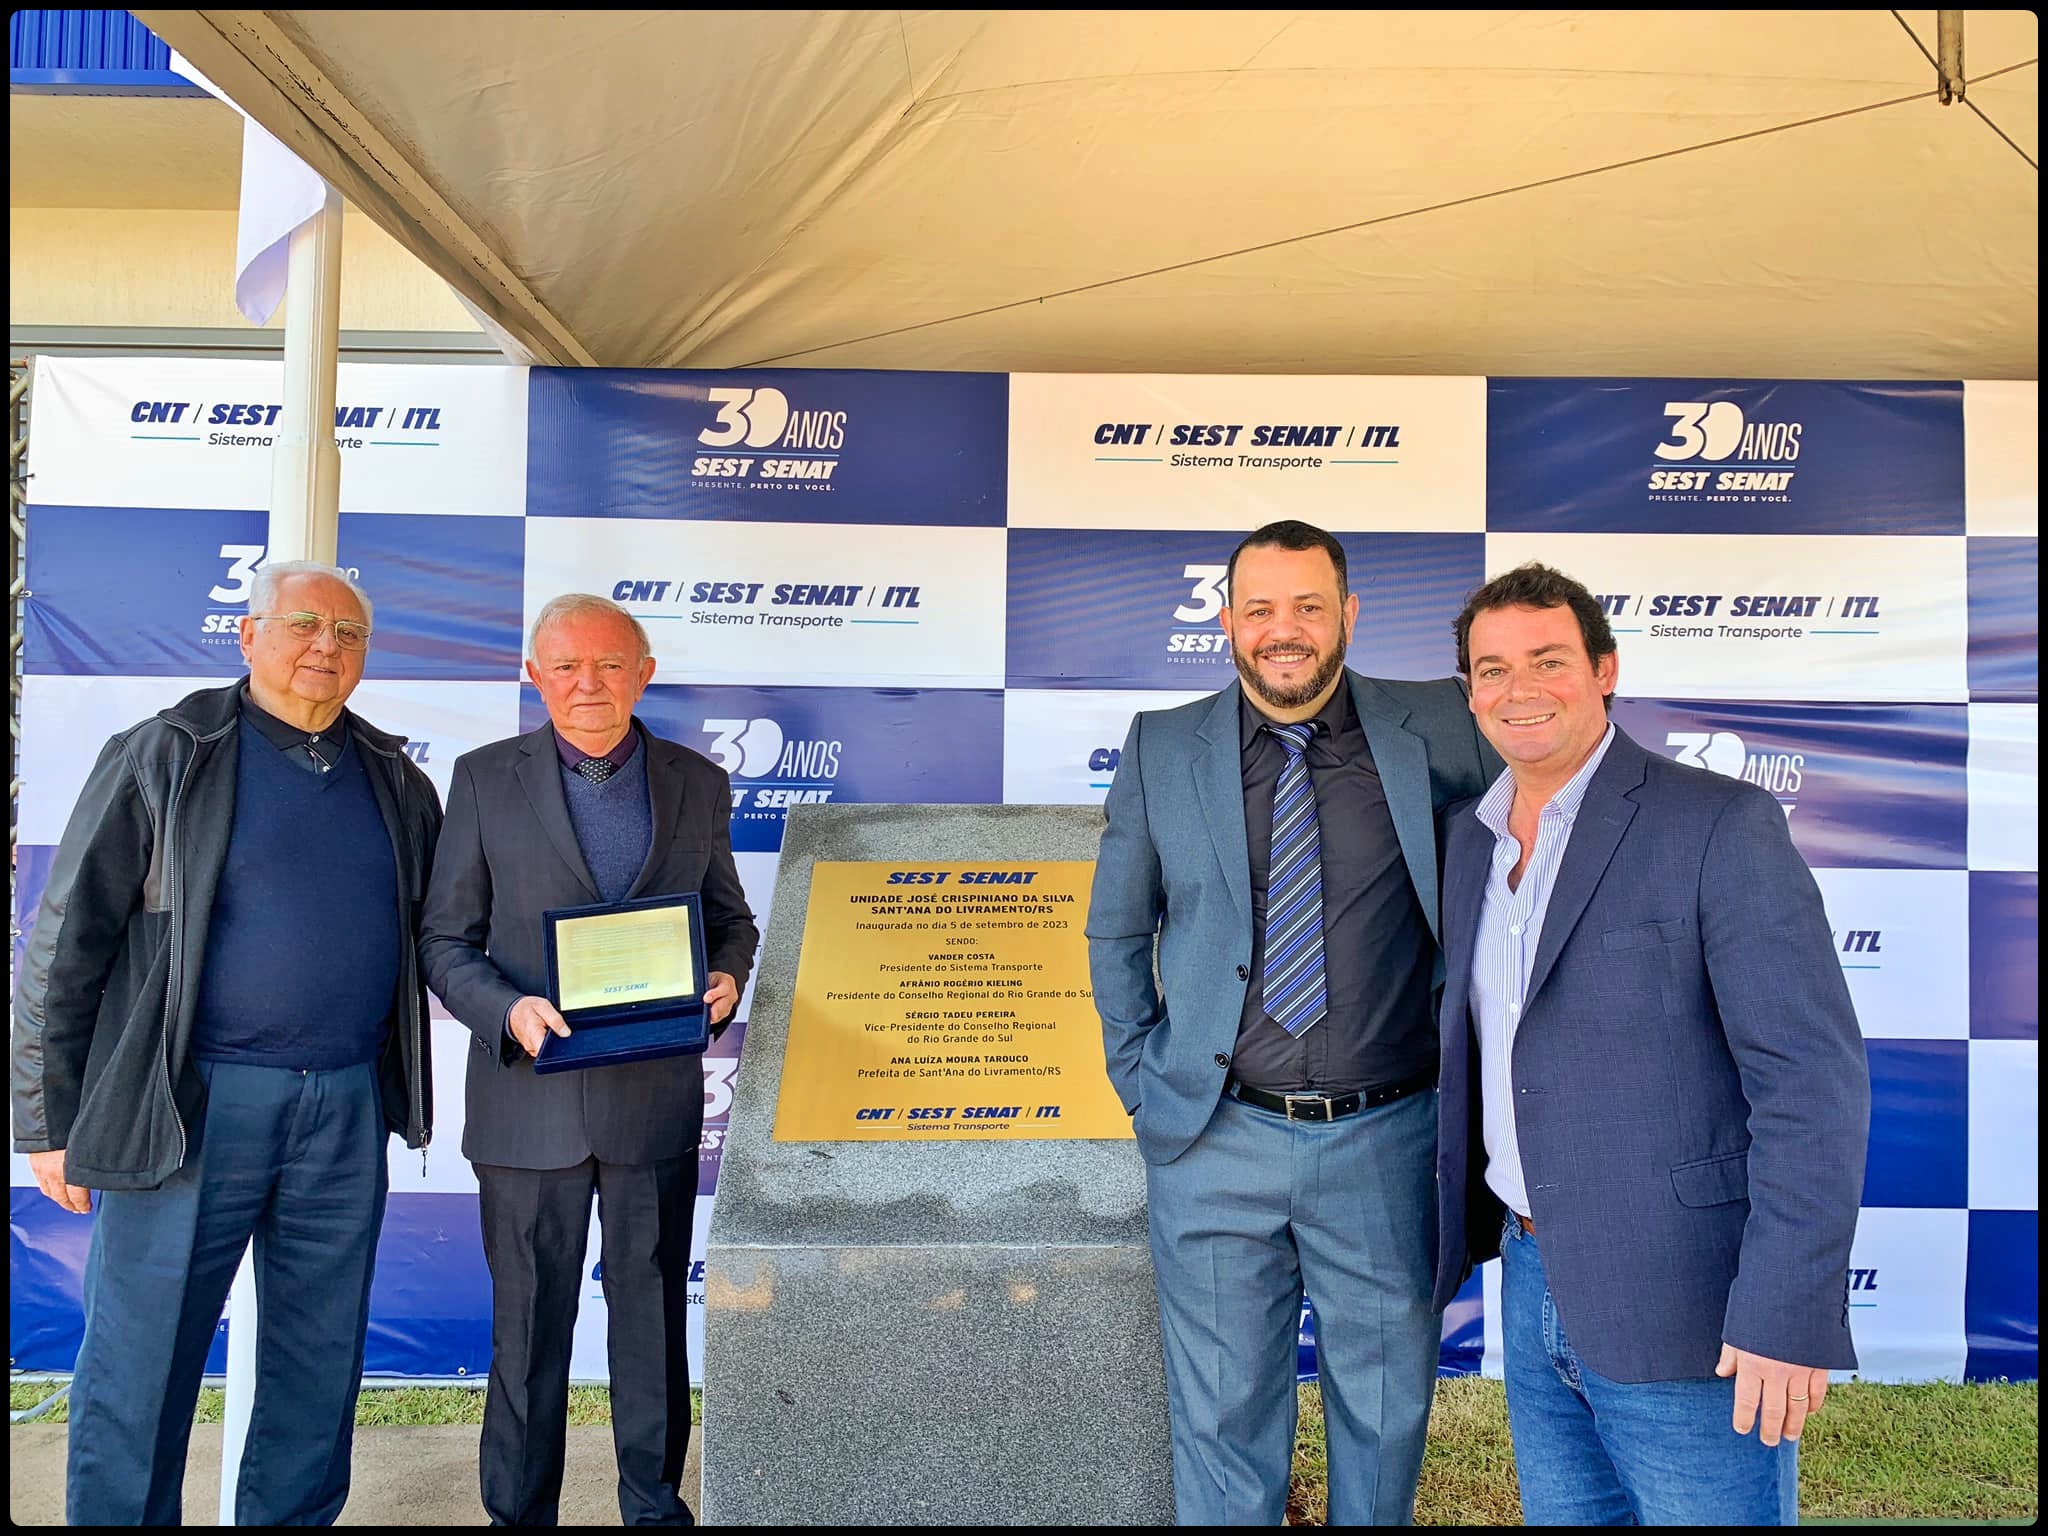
left=249, top=612, right=374, bottom=650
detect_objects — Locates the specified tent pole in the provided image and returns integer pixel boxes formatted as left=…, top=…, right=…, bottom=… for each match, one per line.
left=1936, top=11, right=1965, bottom=105
left=266, top=189, right=345, bottom=562
left=219, top=186, right=345, bottom=1526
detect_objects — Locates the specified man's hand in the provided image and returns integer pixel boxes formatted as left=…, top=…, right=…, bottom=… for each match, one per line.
left=1717, top=1342, right=1830, bottom=1446
left=508, top=995, right=572, bottom=1057
left=29, top=1149, right=92, bottom=1214
left=705, top=971, right=740, bottom=1030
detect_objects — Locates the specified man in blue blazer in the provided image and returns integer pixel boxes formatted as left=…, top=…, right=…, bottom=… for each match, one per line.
left=1433, top=562, right=1869, bottom=1525
left=1089, top=520, right=1498, bottom=1524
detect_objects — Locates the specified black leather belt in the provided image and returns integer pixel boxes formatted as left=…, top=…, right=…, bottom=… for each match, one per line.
left=1228, top=1072, right=1435, bottom=1123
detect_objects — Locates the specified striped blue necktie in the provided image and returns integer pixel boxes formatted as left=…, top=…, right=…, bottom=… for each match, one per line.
left=1262, top=720, right=1328, bottom=1037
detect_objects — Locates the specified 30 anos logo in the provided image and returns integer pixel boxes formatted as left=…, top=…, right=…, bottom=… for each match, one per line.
left=702, top=716, right=787, bottom=777
left=703, top=1055, right=737, bottom=1121
left=701, top=717, right=842, bottom=812
left=1666, top=730, right=1803, bottom=817
left=1653, top=401, right=1803, bottom=464
left=1166, top=563, right=1232, bottom=659
left=201, top=544, right=362, bottom=642
left=699, top=1055, right=739, bottom=1155
left=696, top=386, right=846, bottom=452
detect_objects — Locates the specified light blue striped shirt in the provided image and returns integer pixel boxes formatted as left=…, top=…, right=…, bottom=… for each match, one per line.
left=1470, top=724, right=1617, bottom=1220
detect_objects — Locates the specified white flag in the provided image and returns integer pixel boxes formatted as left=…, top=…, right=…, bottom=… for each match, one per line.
left=170, top=50, right=331, bottom=326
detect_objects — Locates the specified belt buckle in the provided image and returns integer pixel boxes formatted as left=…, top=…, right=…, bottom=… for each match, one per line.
left=1283, top=1093, right=1330, bottom=1123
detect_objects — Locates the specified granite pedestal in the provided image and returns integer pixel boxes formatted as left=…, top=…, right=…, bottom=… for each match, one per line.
left=703, top=804, right=1173, bottom=1525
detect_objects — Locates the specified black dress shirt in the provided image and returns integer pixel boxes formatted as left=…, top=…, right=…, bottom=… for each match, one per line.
left=553, top=723, right=643, bottom=773
left=1232, top=682, right=1436, bottom=1094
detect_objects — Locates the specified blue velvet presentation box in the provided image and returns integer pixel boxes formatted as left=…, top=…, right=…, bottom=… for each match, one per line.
left=535, top=892, right=710, bottom=1074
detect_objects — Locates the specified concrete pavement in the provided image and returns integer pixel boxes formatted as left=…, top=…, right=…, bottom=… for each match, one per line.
left=9, top=1420, right=700, bottom=1525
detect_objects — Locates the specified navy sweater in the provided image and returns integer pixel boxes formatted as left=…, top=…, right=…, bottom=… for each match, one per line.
left=560, top=742, right=654, bottom=902
left=191, top=716, right=399, bottom=1068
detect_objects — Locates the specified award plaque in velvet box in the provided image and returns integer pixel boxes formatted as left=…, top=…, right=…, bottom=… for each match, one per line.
left=536, top=892, right=710, bottom=1073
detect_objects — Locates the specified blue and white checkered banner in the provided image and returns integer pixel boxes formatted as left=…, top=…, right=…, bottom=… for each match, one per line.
left=11, top=359, right=2036, bottom=1386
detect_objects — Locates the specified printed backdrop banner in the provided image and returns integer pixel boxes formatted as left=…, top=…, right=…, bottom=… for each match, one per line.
left=1005, top=528, right=1483, bottom=690
left=1484, top=379, right=1965, bottom=537
left=10, top=360, right=2036, bottom=1388
left=1005, top=373, right=1487, bottom=532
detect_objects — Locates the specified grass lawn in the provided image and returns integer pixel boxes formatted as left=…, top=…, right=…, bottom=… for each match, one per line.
left=14, top=1375, right=2036, bottom=1523
left=1307, top=1377, right=2038, bottom=1525
left=8, top=1381, right=616, bottom=1428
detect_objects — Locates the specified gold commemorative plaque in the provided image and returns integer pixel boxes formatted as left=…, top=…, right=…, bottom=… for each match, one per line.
left=772, top=860, right=1133, bottom=1141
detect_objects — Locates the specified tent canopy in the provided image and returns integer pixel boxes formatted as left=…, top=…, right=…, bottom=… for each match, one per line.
left=134, top=9, right=2038, bottom=378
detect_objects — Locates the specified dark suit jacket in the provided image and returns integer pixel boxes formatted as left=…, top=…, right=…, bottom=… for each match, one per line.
left=1087, top=671, right=1499, bottom=1166
left=1431, top=725, right=1870, bottom=1382
left=421, top=720, right=759, bottom=1169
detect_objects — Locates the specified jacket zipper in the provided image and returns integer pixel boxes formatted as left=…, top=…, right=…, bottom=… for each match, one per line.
left=158, top=725, right=201, bottom=1172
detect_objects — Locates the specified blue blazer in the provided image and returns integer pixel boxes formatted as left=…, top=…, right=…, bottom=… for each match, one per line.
left=1087, top=671, right=1497, bottom=1166
left=1431, top=725, right=1870, bottom=1382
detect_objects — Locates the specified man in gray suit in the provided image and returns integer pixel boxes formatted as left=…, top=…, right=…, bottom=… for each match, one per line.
left=1433, top=562, right=1869, bottom=1524
left=1088, top=520, right=1498, bottom=1525
left=422, top=593, right=758, bottom=1526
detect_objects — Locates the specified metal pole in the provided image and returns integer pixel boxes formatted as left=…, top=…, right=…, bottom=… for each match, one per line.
left=267, top=188, right=345, bottom=561
left=219, top=186, right=345, bottom=1526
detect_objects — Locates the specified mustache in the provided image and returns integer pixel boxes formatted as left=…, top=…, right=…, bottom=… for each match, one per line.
left=1236, top=631, right=1347, bottom=710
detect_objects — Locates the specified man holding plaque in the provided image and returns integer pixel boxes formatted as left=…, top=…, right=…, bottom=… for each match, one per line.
left=422, top=593, right=758, bottom=1527
left=1087, top=520, right=1499, bottom=1525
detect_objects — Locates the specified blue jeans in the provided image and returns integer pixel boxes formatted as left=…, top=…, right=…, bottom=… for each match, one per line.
left=66, top=1060, right=388, bottom=1526
left=1145, top=1089, right=1439, bottom=1525
left=1499, top=1214, right=1798, bottom=1525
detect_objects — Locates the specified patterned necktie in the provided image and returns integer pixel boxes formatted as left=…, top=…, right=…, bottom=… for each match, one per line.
left=575, top=756, right=617, bottom=784
left=1262, top=721, right=1328, bottom=1036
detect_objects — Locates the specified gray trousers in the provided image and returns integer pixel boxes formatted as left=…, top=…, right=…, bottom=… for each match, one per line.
left=1144, top=1089, right=1440, bottom=1525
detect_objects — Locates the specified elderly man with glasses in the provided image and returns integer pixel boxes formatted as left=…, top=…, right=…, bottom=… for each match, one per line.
left=11, top=559, right=443, bottom=1526
left=422, top=591, right=758, bottom=1527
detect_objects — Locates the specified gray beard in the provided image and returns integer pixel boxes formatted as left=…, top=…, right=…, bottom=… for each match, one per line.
left=1235, top=633, right=1348, bottom=712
